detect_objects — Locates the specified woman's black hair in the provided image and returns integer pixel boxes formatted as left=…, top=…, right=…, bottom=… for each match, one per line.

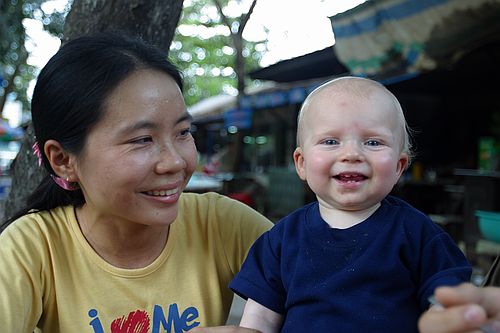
left=4, top=32, right=183, bottom=225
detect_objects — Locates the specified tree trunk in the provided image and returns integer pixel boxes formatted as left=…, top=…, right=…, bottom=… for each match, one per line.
left=1, top=124, right=46, bottom=222
left=1, top=0, right=184, bottom=223
left=213, top=0, right=257, bottom=101
left=0, top=50, right=28, bottom=118
left=212, top=0, right=257, bottom=173
left=63, top=0, right=183, bottom=52
left=233, top=35, right=245, bottom=98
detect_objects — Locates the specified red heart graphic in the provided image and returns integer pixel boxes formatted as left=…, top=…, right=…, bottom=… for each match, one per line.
left=111, top=310, right=150, bottom=333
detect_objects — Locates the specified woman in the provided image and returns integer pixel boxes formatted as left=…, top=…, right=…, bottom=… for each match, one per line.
left=0, top=32, right=271, bottom=332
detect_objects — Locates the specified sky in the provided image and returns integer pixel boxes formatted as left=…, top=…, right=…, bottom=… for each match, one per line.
left=246, top=0, right=366, bottom=66
left=24, top=0, right=366, bottom=69
left=10, top=0, right=366, bottom=126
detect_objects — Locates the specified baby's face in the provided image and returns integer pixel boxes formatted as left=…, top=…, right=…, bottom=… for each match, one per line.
left=294, top=87, right=408, bottom=212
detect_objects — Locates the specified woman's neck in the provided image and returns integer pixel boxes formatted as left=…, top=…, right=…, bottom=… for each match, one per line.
left=75, top=206, right=169, bottom=269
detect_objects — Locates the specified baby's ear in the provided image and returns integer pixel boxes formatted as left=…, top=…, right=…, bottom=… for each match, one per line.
left=293, top=147, right=307, bottom=181
left=396, top=153, right=410, bottom=179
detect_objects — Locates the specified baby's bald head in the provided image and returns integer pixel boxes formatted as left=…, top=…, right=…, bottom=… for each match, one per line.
left=296, top=76, right=412, bottom=159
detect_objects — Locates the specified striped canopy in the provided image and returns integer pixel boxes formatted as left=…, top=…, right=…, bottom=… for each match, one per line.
left=330, top=0, right=500, bottom=75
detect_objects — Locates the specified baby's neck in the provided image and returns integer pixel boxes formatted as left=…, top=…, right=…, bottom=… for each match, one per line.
left=319, top=202, right=381, bottom=229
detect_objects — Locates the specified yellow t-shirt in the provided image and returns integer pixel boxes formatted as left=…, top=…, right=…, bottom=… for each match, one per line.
left=0, top=192, right=272, bottom=333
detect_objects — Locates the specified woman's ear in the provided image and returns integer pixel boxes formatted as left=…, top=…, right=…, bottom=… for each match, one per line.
left=44, top=140, right=77, bottom=181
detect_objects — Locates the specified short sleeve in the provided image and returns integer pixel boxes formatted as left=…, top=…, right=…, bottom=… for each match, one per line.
left=417, top=231, right=472, bottom=309
left=211, top=194, right=273, bottom=275
left=229, top=227, right=287, bottom=314
left=0, top=216, right=45, bottom=333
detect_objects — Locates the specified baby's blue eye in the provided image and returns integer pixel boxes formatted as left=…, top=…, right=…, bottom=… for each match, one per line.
left=322, top=139, right=338, bottom=145
left=365, top=140, right=380, bottom=146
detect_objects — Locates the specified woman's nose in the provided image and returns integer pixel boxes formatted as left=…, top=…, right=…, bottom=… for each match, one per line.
left=155, top=143, right=186, bottom=174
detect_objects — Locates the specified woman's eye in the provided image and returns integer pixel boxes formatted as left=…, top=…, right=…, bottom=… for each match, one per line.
left=178, top=128, right=192, bottom=138
left=131, top=136, right=153, bottom=144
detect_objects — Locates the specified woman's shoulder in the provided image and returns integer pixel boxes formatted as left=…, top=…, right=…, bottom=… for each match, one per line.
left=179, top=192, right=236, bottom=218
left=0, top=206, right=76, bottom=271
left=1, top=206, right=75, bottom=243
left=180, top=192, right=263, bottom=217
left=180, top=191, right=228, bottom=206
left=179, top=191, right=272, bottom=231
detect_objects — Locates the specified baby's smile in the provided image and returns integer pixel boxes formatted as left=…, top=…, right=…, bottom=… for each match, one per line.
left=334, top=172, right=367, bottom=182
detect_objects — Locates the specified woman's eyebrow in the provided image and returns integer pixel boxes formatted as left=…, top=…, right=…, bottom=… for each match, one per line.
left=118, top=120, right=157, bottom=135
left=177, top=112, right=193, bottom=124
left=118, top=113, right=193, bottom=135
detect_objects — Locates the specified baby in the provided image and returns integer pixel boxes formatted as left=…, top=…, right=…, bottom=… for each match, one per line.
left=229, top=76, right=472, bottom=333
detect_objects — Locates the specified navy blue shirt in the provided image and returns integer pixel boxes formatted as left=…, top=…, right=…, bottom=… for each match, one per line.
left=230, top=196, right=471, bottom=332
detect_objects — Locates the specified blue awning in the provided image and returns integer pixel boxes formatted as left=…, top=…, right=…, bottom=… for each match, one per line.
left=330, top=0, right=500, bottom=75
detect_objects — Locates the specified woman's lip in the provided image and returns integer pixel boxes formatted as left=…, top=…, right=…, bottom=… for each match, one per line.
left=144, top=187, right=179, bottom=196
left=141, top=188, right=181, bottom=204
left=142, top=180, right=185, bottom=195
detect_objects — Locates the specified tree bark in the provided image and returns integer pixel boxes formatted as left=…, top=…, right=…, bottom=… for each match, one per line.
left=0, top=49, right=28, bottom=118
left=212, top=0, right=257, bottom=173
left=1, top=124, right=46, bottom=222
left=1, top=0, right=184, bottom=222
left=213, top=0, right=257, bottom=100
left=63, top=0, right=183, bottom=52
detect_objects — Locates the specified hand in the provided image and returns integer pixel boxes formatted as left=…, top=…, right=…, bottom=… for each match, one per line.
left=418, top=283, right=500, bottom=333
left=190, top=326, right=261, bottom=333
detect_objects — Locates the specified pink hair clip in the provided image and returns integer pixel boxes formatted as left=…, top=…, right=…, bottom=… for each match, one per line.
left=32, top=141, right=43, bottom=167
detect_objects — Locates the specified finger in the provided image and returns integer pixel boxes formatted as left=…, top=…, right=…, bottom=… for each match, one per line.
left=478, top=286, right=500, bottom=317
left=434, top=284, right=484, bottom=307
left=418, top=304, right=487, bottom=333
left=435, top=284, right=500, bottom=319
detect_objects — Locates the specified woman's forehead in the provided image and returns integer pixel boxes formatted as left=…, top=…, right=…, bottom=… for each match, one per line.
left=91, top=70, right=185, bottom=131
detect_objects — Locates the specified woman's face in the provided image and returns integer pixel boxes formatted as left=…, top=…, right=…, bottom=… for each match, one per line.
left=72, top=69, right=197, bottom=227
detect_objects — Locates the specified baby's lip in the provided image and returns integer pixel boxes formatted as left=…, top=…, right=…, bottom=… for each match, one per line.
left=334, top=172, right=367, bottom=181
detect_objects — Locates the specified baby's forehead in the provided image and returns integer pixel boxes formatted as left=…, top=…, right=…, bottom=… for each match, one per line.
left=329, top=77, right=401, bottom=103
left=313, top=78, right=387, bottom=100
left=302, top=83, right=393, bottom=120
left=297, top=76, right=407, bottom=136
left=301, top=80, right=405, bottom=127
